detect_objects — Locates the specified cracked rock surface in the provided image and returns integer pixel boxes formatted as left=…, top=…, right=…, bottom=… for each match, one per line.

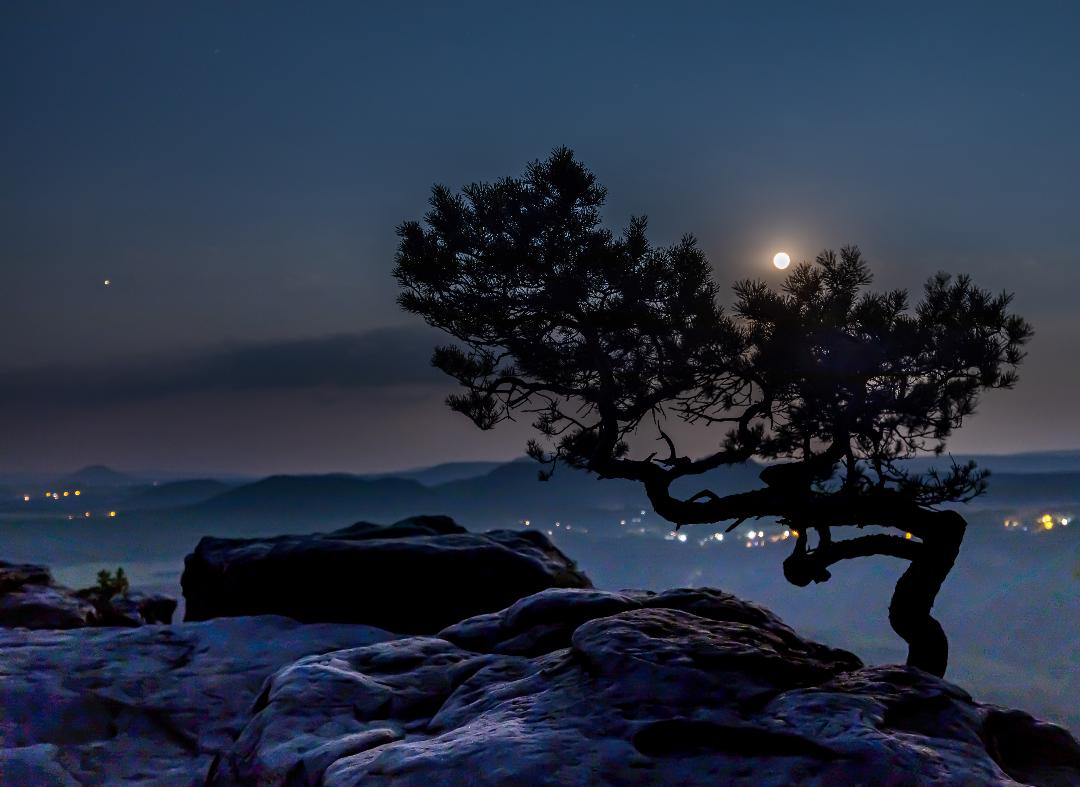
left=0, top=616, right=393, bottom=785
left=212, top=588, right=1080, bottom=786
left=2, top=586, right=1076, bottom=786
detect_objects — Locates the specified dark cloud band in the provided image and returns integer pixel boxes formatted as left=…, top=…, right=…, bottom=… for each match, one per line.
left=0, top=326, right=446, bottom=406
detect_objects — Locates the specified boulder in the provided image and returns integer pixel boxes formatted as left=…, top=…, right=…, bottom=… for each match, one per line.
left=0, top=561, right=53, bottom=593
left=0, top=615, right=394, bottom=785
left=0, top=561, right=98, bottom=629
left=181, top=515, right=592, bottom=631
left=0, top=560, right=178, bottom=629
left=213, top=587, right=1080, bottom=787
left=93, top=590, right=180, bottom=627
left=0, top=583, right=99, bottom=629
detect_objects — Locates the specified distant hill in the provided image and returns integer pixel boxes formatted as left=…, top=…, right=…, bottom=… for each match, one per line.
left=57, top=465, right=136, bottom=489
left=171, top=457, right=766, bottom=534
left=191, top=473, right=438, bottom=526
left=165, top=455, right=1078, bottom=537
left=363, top=460, right=512, bottom=486
left=7, top=451, right=1077, bottom=526
left=122, top=480, right=234, bottom=510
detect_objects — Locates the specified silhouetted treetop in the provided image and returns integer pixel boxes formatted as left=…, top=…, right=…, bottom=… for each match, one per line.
left=734, top=246, right=1033, bottom=507
left=396, top=147, right=747, bottom=473
left=395, top=148, right=1033, bottom=677
left=396, top=149, right=1030, bottom=498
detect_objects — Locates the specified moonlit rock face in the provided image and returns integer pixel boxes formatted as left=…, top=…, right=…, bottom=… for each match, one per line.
left=211, top=587, right=1080, bottom=787
left=773, top=251, right=791, bottom=270
left=0, top=616, right=394, bottom=785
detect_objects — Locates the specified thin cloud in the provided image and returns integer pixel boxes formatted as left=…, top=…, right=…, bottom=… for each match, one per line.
left=0, top=326, right=448, bottom=406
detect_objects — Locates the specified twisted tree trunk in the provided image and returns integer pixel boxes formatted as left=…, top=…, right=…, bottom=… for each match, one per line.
left=887, top=510, right=966, bottom=677
left=625, top=461, right=970, bottom=677
left=778, top=509, right=966, bottom=677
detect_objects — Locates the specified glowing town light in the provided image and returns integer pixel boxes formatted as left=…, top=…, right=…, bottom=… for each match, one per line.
left=677, top=533, right=687, bottom=543
left=22, top=495, right=29, bottom=502
left=524, top=520, right=530, bottom=526
left=746, top=541, right=753, bottom=548
left=84, top=512, right=90, bottom=517
left=63, top=491, right=70, bottom=497
left=790, top=529, right=799, bottom=537
left=1062, top=518, right=1070, bottom=526
left=74, top=490, right=81, bottom=496
left=905, top=532, right=913, bottom=540
left=108, top=511, right=117, bottom=517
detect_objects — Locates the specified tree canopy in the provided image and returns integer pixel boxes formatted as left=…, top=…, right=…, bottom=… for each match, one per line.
left=394, top=148, right=1032, bottom=676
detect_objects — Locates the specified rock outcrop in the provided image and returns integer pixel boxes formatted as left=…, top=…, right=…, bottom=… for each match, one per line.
left=80, top=588, right=179, bottom=627
left=0, top=616, right=393, bottom=785
left=0, top=561, right=176, bottom=629
left=181, top=515, right=592, bottom=630
left=212, top=587, right=1080, bottom=787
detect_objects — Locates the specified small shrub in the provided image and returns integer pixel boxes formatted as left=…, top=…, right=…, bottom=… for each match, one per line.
left=95, top=567, right=129, bottom=600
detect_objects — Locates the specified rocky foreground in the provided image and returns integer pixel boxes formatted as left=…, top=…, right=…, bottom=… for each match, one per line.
left=0, top=616, right=393, bottom=785
left=2, top=519, right=1078, bottom=785
left=0, top=588, right=1076, bottom=786
left=208, top=587, right=1079, bottom=786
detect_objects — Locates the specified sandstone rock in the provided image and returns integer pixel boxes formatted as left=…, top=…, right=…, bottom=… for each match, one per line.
left=100, top=591, right=180, bottom=626
left=0, top=616, right=393, bottom=785
left=214, top=587, right=1080, bottom=787
left=181, top=515, right=592, bottom=631
left=0, top=560, right=178, bottom=629
left=0, top=561, right=98, bottom=629
left=439, top=586, right=853, bottom=663
left=0, top=583, right=99, bottom=629
left=0, top=561, right=52, bottom=593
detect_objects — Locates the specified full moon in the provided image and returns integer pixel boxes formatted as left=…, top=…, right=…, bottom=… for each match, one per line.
left=772, top=252, right=790, bottom=270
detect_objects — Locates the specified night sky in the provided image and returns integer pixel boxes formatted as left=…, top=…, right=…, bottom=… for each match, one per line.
left=3, top=2, right=1079, bottom=475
